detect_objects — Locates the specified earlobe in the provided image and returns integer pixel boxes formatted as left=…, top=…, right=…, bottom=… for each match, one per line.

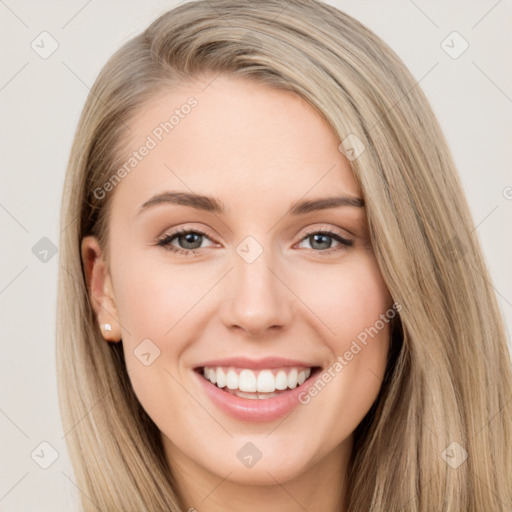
left=81, top=236, right=122, bottom=343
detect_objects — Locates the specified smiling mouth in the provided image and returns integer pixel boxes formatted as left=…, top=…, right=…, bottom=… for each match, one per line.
left=194, top=365, right=322, bottom=399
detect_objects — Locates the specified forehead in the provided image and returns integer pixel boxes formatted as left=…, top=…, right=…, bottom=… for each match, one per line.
left=111, top=74, right=361, bottom=214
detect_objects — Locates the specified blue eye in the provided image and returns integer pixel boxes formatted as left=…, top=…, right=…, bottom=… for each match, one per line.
left=297, top=231, right=353, bottom=252
left=156, top=227, right=353, bottom=256
left=156, top=228, right=213, bottom=256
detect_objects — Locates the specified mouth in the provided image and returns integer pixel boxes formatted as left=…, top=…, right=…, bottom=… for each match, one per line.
left=193, top=365, right=323, bottom=400
left=191, top=356, right=324, bottom=422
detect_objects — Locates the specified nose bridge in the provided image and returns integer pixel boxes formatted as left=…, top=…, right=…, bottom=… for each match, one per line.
left=219, top=235, right=293, bottom=336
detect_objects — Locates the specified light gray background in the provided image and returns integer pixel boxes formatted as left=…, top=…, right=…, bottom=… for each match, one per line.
left=1, top=1, right=511, bottom=510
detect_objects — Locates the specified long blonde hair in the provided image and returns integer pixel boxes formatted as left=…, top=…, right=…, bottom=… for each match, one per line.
left=57, top=0, right=512, bottom=510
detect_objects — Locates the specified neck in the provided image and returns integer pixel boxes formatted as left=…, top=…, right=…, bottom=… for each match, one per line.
left=164, top=436, right=352, bottom=512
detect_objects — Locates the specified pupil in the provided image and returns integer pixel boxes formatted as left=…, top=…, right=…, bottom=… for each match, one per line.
left=311, top=234, right=331, bottom=250
left=181, top=233, right=201, bottom=249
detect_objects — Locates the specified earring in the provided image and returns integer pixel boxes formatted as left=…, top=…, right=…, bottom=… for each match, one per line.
left=104, top=323, right=112, bottom=332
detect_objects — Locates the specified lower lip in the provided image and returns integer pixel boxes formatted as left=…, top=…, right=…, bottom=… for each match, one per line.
left=193, top=368, right=320, bottom=423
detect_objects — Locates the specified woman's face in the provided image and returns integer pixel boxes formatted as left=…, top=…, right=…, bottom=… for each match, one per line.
left=83, top=75, right=392, bottom=487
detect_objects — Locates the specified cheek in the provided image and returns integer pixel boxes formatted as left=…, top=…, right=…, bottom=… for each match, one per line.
left=293, top=255, right=393, bottom=435
left=111, top=253, right=214, bottom=339
left=110, top=255, right=204, bottom=426
left=295, top=253, right=392, bottom=405
left=298, top=254, right=392, bottom=346
left=109, top=251, right=220, bottom=410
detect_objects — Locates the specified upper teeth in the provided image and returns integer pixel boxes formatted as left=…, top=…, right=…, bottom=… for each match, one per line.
left=203, top=367, right=312, bottom=393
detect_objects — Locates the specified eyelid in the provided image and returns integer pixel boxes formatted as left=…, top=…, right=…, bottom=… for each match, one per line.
left=293, top=226, right=353, bottom=254
left=299, top=224, right=351, bottom=238
left=156, top=223, right=354, bottom=255
left=156, top=225, right=218, bottom=249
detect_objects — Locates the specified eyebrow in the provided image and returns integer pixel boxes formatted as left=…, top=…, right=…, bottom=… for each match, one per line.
left=139, top=191, right=364, bottom=215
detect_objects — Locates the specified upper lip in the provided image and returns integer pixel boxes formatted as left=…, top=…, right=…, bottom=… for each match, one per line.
left=194, top=356, right=321, bottom=370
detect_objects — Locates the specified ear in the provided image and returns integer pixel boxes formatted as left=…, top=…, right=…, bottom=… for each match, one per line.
left=81, top=235, right=121, bottom=343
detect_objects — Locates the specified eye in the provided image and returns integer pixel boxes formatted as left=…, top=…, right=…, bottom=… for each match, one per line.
left=156, top=226, right=354, bottom=257
left=156, top=227, right=215, bottom=256
left=295, top=229, right=353, bottom=254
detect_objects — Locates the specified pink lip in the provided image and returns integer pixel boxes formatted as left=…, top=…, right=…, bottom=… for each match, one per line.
left=194, top=356, right=317, bottom=370
left=193, top=367, right=320, bottom=423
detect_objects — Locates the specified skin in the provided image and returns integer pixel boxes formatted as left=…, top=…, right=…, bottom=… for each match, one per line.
left=82, top=75, right=392, bottom=512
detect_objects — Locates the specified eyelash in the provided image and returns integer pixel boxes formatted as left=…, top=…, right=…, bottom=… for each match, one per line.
left=156, top=226, right=353, bottom=257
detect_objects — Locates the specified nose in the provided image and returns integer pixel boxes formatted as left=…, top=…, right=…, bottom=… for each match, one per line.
left=219, top=245, right=294, bottom=338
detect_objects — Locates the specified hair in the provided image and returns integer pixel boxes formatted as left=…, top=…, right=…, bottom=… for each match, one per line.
left=57, top=0, right=512, bottom=510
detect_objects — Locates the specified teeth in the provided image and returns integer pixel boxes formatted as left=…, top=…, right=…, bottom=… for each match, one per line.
left=257, top=370, right=275, bottom=392
left=275, top=370, right=288, bottom=390
left=227, top=389, right=280, bottom=400
left=226, top=369, right=238, bottom=390
left=202, top=366, right=312, bottom=394
left=216, top=367, right=226, bottom=388
left=239, top=369, right=257, bottom=392
left=287, top=368, right=298, bottom=389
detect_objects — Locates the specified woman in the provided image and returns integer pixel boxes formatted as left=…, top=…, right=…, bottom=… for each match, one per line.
left=57, top=0, right=512, bottom=510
